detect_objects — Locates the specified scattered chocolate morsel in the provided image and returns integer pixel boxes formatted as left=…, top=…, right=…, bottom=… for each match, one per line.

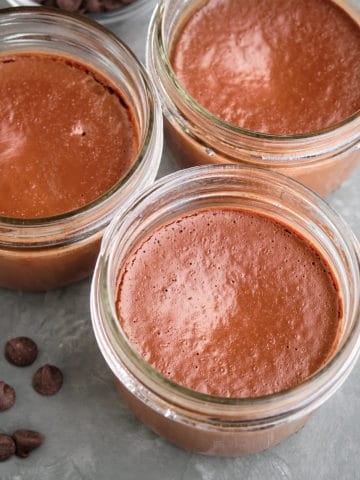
left=5, top=337, right=38, bottom=367
left=37, top=0, right=137, bottom=14
left=57, top=0, right=82, bottom=11
left=85, top=0, right=103, bottom=13
left=0, top=434, right=16, bottom=462
left=102, top=0, right=129, bottom=10
left=12, top=430, right=44, bottom=459
left=0, top=381, right=16, bottom=412
left=32, top=364, right=63, bottom=396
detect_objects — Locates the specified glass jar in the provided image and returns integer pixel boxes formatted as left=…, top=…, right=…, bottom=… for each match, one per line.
left=0, top=7, right=163, bottom=290
left=91, top=165, right=360, bottom=456
left=6, top=0, right=153, bottom=26
left=146, top=0, right=360, bottom=197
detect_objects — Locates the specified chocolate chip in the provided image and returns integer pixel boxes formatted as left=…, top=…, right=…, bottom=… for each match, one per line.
left=5, top=337, right=38, bottom=367
left=0, top=382, right=16, bottom=412
left=0, top=434, right=16, bottom=462
left=32, top=365, right=63, bottom=396
left=85, top=0, right=103, bottom=12
left=12, top=430, right=44, bottom=458
left=38, top=0, right=137, bottom=13
left=102, top=0, right=127, bottom=10
left=57, top=0, right=82, bottom=11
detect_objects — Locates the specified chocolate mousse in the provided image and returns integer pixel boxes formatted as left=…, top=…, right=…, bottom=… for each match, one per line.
left=116, top=208, right=342, bottom=397
left=0, top=53, right=139, bottom=218
left=171, top=0, right=360, bottom=135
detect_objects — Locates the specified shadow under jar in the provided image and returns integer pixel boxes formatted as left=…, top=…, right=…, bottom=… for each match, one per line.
left=91, top=165, right=360, bottom=456
left=0, top=8, right=163, bottom=291
left=146, top=0, right=360, bottom=196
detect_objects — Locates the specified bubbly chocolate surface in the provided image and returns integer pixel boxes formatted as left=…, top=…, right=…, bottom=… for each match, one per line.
left=171, top=0, right=360, bottom=135
left=116, top=208, right=342, bottom=398
left=0, top=53, right=139, bottom=218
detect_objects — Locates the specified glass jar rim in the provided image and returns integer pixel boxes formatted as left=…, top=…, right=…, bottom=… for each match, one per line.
left=148, top=0, right=360, bottom=144
left=0, top=7, right=162, bottom=246
left=91, top=165, right=360, bottom=425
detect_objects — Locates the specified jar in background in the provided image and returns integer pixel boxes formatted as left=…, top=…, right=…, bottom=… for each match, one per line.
left=6, top=0, right=153, bottom=26
left=91, top=165, right=360, bottom=456
left=146, top=0, right=360, bottom=196
left=0, top=7, right=163, bottom=290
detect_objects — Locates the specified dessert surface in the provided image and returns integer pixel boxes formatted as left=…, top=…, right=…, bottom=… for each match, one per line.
left=117, top=208, right=342, bottom=397
left=0, top=53, right=138, bottom=218
left=171, top=0, right=360, bottom=135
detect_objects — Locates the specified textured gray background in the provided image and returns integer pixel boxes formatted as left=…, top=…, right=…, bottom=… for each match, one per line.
left=1, top=1, right=360, bottom=479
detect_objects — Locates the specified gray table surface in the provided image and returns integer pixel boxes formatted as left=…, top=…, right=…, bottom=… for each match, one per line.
left=1, top=1, right=360, bottom=479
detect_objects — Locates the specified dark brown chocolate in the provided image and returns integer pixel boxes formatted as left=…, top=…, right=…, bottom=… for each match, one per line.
left=13, top=430, right=44, bottom=458
left=37, top=0, right=137, bottom=14
left=0, top=434, right=16, bottom=461
left=0, top=382, right=16, bottom=412
left=5, top=337, right=38, bottom=367
left=32, top=365, right=63, bottom=396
